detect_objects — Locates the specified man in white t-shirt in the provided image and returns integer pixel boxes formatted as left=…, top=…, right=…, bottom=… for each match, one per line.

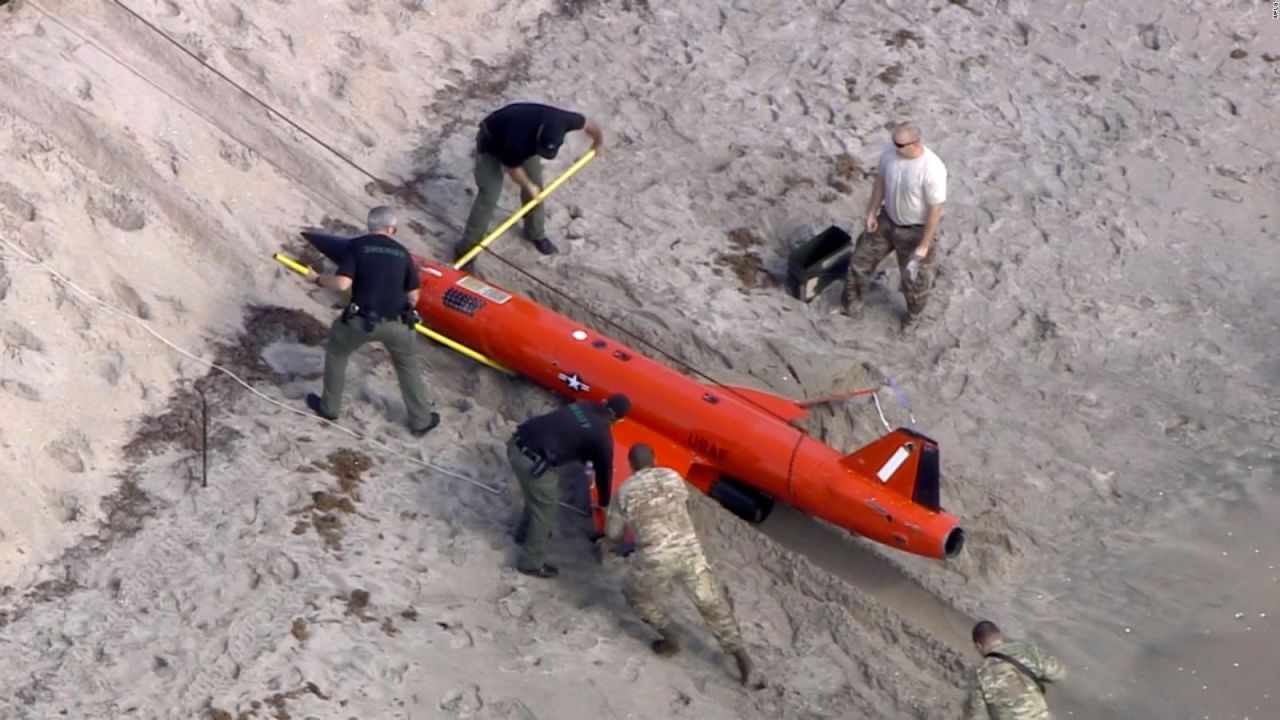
left=840, top=121, right=947, bottom=328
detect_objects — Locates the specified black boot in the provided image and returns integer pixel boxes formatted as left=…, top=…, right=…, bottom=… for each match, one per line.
left=516, top=564, right=559, bottom=579
left=410, top=412, right=441, bottom=437
left=733, top=649, right=765, bottom=689
left=650, top=626, right=680, bottom=656
left=306, top=393, right=338, bottom=421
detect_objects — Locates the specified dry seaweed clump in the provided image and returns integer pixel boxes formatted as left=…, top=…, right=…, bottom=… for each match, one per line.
left=124, top=305, right=327, bottom=462
left=290, top=617, right=309, bottom=642
left=827, top=152, right=872, bottom=194
left=878, top=63, right=905, bottom=85
left=324, top=448, right=373, bottom=495
left=290, top=449, right=374, bottom=551
left=715, top=228, right=771, bottom=289
left=123, top=385, right=243, bottom=462
left=214, top=305, right=328, bottom=383
left=559, top=0, right=650, bottom=16
left=207, top=681, right=329, bottom=720
left=885, top=29, right=925, bottom=49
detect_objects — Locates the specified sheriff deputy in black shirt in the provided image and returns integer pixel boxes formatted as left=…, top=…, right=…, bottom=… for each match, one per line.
left=508, top=394, right=630, bottom=578
left=454, top=102, right=605, bottom=260
left=303, top=206, right=440, bottom=437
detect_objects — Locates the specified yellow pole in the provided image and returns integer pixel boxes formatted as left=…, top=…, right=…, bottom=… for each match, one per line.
left=273, top=253, right=311, bottom=275
left=452, top=148, right=597, bottom=270
left=272, top=253, right=512, bottom=374
left=410, top=324, right=510, bottom=373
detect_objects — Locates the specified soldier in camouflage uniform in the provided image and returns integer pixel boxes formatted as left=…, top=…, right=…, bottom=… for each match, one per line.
left=600, top=443, right=763, bottom=688
left=963, top=620, right=1065, bottom=720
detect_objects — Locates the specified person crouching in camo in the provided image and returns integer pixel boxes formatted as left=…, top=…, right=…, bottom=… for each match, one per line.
left=599, top=443, right=763, bottom=689
left=964, top=620, right=1065, bottom=720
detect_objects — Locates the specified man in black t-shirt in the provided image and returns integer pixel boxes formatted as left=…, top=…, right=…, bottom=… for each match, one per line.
left=507, top=394, right=629, bottom=578
left=304, top=206, right=440, bottom=437
left=454, top=102, right=604, bottom=260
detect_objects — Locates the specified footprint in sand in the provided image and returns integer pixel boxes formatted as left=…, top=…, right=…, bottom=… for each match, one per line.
left=46, top=429, right=93, bottom=474
left=335, top=32, right=365, bottom=59
left=110, top=276, right=152, bottom=319
left=265, top=550, right=300, bottom=583
left=2, top=319, right=46, bottom=355
left=85, top=190, right=147, bottom=232
left=327, top=70, right=349, bottom=100
left=1012, top=20, right=1031, bottom=47
left=482, top=698, right=537, bottom=720
left=621, top=655, right=644, bottom=682
left=497, top=585, right=532, bottom=619
left=438, top=621, right=475, bottom=649
left=438, top=683, right=483, bottom=717
left=209, top=1, right=246, bottom=29
left=0, top=378, right=41, bottom=401
left=217, top=139, right=257, bottom=172
left=498, top=654, right=545, bottom=674
left=56, top=491, right=84, bottom=523
left=224, top=48, right=268, bottom=87
left=98, top=345, right=125, bottom=387
left=0, top=180, right=37, bottom=222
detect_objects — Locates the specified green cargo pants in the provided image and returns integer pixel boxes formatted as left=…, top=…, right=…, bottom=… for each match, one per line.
left=460, top=148, right=546, bottom=247
left=316, top=315, right=436, bottom=431
left=508, top=436, right=558, bottom=571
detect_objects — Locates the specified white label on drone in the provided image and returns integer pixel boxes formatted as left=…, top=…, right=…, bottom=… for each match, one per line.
left=877, top=447, right=911, bottom=483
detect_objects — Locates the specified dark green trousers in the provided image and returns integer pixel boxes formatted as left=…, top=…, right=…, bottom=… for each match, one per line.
left=461, top=150, right=546, bottom=246
left=509, top=436, right=558, bottom=570
left=317, top=316, right=436, bottom=431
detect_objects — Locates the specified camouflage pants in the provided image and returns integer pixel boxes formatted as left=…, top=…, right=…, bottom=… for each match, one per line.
left=622, top=550, right=744, bottom=655
left=842, top=208, right=938, bottom=317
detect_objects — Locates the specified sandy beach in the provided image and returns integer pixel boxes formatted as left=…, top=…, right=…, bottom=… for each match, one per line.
left=1, top=0, right=1277, bottom=718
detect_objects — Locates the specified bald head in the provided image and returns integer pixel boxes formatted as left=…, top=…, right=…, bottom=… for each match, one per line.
left=892, top=121, right=922, bottom=146
left=367, top=206, right=397, bottom=234
left=889, top=121, right=924, bottom=159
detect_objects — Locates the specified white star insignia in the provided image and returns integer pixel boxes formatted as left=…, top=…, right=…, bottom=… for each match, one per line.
left=558, top=372, right=590, bottom=392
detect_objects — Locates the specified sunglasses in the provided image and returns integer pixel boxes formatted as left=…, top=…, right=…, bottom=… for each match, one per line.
left=894, top=139, right=917, bottom=148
